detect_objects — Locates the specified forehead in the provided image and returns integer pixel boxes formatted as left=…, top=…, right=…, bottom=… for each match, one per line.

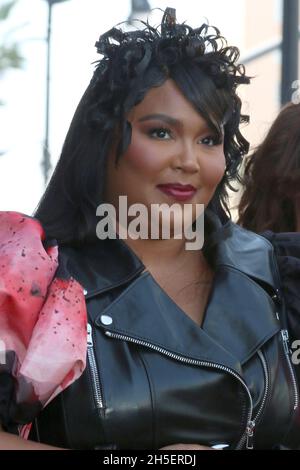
left=128, top=79, right=208, bottom=127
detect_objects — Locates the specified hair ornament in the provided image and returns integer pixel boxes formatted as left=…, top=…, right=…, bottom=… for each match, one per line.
left=161, top=7, right=176, bottom=37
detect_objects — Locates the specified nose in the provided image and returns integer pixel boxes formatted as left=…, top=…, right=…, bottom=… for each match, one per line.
left=172, top=142, right=200, bottom=174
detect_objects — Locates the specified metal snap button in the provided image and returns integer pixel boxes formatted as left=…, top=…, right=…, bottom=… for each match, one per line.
left=101, top=315, right=113, bottom=325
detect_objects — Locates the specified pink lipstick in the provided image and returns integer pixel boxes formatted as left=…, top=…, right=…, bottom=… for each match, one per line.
left=157, top=183, right=197, bottom=202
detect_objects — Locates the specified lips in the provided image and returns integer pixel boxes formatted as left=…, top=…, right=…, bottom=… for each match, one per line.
left=157, top=183, right=197, bottom=202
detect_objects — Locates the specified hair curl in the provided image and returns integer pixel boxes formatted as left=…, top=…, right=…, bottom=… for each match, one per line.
left=35, top=8, right=250, bottom=245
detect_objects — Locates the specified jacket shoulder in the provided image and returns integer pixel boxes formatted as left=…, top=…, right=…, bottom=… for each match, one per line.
left=205, top=219, right=279, bottom=291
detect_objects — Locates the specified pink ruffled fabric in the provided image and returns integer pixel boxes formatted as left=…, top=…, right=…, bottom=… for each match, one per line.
left=0, top=211, right=87, bottom=438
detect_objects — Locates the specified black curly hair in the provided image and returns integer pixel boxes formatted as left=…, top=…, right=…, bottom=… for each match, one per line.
left=35, top=7, right=250, bottom=246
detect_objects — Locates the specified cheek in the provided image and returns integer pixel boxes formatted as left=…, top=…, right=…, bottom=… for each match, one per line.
left=123, top=134, right=166, bottom=175
left=200, top=152, right=226, bottom=187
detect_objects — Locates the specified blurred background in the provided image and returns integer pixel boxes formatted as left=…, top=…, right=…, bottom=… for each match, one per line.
left=0, top=0, right=299, bottom=215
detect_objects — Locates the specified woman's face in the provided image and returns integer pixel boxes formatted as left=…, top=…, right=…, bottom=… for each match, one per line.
left=104, top=79, right=226, bottom=232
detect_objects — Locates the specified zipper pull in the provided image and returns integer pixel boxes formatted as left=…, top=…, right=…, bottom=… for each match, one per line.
left=281, top=329, right=290, bottom=355
left=272, top=289, right=281, bottom=304
left=87, top=323, right=93, bottom=347
left=246, top=420, right=255, bottom=449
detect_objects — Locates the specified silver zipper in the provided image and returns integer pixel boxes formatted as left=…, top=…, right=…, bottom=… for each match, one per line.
left=281, top=329, right=299, bottom=411
left=87, top=323, right=105, bottom=409
left=244, top=420, right=255, bottom=450
left=236, top=350, right=269, bottom=450
left=256, top=351, right=270, bottom=423
left=271, top=252, right=299, bottom=411
left=104, top=330, right=254, bottom=449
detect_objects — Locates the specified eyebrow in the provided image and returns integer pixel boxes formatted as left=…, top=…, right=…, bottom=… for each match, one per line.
left=137, top=112, right=220, bottom=135
left=138, top=113, right=181, bottom=127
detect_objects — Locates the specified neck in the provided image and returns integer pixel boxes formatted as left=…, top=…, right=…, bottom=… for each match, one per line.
left=121, top=231, right=192, bottom=267
left=114, top=214, right=212, bottom=279
left=122, top=235, right=214, bottom=289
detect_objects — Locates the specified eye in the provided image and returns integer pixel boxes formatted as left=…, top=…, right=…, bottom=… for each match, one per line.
left=200, top=135, right=223, bottom=147
left=148, top=127, right=172, bottom=140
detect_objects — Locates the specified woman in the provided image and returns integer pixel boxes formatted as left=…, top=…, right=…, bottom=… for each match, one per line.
left=0, top=8, right=299, bottom=450
left=238, top=102, right=300, bottom=233
left=238, top=102, right=300, bottom=406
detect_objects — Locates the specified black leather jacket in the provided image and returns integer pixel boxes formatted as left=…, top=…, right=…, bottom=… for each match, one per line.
left=30, top=211, right=300, bottom=450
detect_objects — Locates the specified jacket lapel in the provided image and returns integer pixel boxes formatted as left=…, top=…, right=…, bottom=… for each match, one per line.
left=57, top=236, right=145, bottom=298
left=203, top=210, right=278, bottom=292
left=59, top=209, right=281, bottom=371
left=201, top=265, right=281, bottom=365
left=94, top=270, right=243, bottom=374
left=93, top=264, right=280, bottom=373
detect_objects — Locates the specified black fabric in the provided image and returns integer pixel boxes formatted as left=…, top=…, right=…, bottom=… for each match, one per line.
left=262, top=231, right=300, bottom=389
left=1, top=214, right=300, bottom=449
left=0, top=372, right=17, bottom=434
left=25, top=216, right=300, bottom=449
left=0, top=368, right=42, bottom=434
left=262, top=231, right=300, bottom=342
left=0, top=351, right=43, bottom=434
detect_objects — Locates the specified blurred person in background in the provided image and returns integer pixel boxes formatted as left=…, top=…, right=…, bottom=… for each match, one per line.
left=238, top=102, right=300, bottom=233
left=238, top=102, right=300, bottom=398
left=0, top=8, right=300, bottom=450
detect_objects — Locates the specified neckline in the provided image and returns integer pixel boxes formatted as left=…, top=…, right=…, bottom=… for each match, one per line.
left=141, top=264, right=215, bottom=330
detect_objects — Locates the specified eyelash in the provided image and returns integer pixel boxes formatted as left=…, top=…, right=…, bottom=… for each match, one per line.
left=148, top=127, right=222, bottom=146
left=148, top=127, right=172, bottom=140
left=201, top=136, right=223, bottom=146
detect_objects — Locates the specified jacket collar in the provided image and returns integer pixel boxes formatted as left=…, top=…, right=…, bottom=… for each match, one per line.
left=93, top=267, right=280, bottom=373
left=202, top=210, right=278, bottom=292
left=58, top=236, right=145, bottom=299
left=59, top=209, right=281, bottom=371
left=58, top=208, right=279, bottom=298
left=94, top=270, right=244, bottom=373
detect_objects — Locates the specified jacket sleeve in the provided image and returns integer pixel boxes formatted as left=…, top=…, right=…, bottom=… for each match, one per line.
left=261, top=231, right=300, bottom=340
left=261, top=231, right=300, bottom=389
left=261, top=230, right=300, bottom=449
left=0, top=211, right=87, bottom=438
